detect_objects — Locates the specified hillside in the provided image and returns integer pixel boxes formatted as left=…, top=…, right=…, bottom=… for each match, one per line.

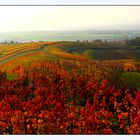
left=0, top=41, right=140, bottom=73
left=0, top=42, right=87, bottom=72
left=0, top=40, right=140, bottom=134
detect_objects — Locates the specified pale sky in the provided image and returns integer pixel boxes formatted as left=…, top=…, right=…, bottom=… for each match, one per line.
left=0, top=6, right=140, bottom=32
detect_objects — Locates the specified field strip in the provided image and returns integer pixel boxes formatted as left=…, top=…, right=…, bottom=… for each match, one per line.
left=2, top=46, right=39, bottom=56
left=0, top=47, right=42, bottom=64
left=0, top=43, right=40, bottom=55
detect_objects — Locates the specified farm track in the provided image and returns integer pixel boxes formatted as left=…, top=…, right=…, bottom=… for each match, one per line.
left=43, top=47, right=60, bottom=61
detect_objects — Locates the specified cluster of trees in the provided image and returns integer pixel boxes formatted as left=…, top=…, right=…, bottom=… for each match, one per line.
left=126, top=37, right=140, bottom=46
left=76, top=37, right=140, bottom=47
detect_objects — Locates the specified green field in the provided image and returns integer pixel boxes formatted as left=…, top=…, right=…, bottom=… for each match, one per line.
left=121, top=72, right=140, bottom=89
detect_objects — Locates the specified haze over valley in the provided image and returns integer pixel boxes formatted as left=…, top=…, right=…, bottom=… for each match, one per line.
left=1, top=28, right=140, bottom=43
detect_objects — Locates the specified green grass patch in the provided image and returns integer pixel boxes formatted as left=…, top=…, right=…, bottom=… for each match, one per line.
left=121, top=72, right=140, bottom=89
left=7, top=73, right=17, bottom=81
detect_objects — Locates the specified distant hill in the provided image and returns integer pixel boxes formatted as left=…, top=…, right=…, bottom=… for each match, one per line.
left=0, top=30, right=140, bottom=42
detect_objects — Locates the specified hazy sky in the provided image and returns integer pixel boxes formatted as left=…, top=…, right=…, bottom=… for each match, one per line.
left=0, top=6, right=140, bottom=32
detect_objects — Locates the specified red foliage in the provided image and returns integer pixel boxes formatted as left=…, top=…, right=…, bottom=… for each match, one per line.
left=0, top=61, right=139, bottom=134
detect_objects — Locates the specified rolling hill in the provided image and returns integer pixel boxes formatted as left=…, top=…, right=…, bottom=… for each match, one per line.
left=0, top=41, right=140, bottom=74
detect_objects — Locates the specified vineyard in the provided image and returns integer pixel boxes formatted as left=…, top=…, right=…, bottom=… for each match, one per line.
left=1, top=4, right=140, bottom=137
left=1, top=41, right=140, bottom=72
left=0, top=43, right=41, bottom=61
left=0, top=59, right=140, bottom=134
left=0, top=42, right=88, bottom=73
left=0, top=41, right=140, bottom=134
